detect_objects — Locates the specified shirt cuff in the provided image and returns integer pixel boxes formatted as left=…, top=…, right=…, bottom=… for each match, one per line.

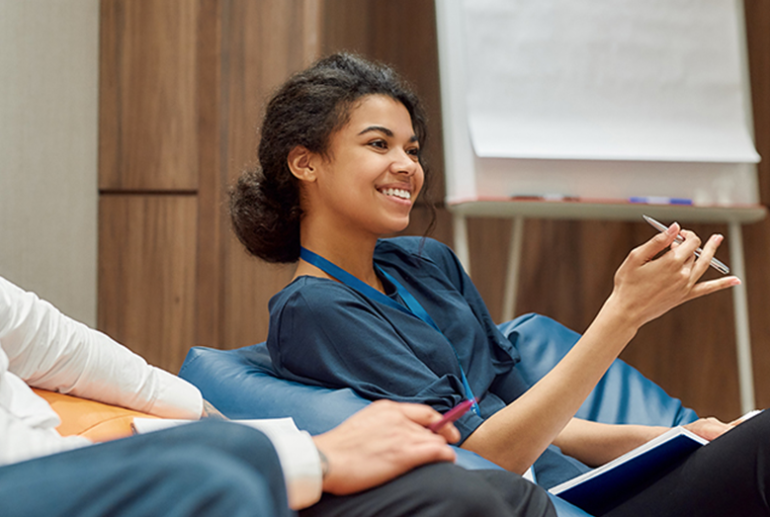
left=268, top=429, right=323, bottom=510
left=147, top=368, right=203, bottom=420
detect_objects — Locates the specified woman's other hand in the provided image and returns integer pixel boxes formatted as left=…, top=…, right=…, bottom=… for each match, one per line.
left=684, top=417, right=734, bottom=441
left=609, top=222, right=740, bottom=329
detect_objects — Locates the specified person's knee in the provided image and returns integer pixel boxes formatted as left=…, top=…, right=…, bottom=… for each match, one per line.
left=144, top=449, right=285, bottom=517
left=153, top=421, right=284, bottom=479
left=404, top=464, right=555, bottom=517
left=444, top=473, right=553, bottom=517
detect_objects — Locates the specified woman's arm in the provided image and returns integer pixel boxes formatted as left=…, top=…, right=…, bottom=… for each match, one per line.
left=553, top=415, right=736, bottom=468
left=462, top=225, right=739, bottom=474
left=552, top=418, right=668, bottom=467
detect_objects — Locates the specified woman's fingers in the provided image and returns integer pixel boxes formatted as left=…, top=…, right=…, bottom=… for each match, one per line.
left=686, top=275, right=741, bottom=301
left=663, top=229, right=739, bottom=301
left=686, top=234, right=720, bottom=279
left=668, top=229, right=700, bottom=262
left=632, top=222, right=681, bottom=264
left=612, top=224, right=739, bottom=328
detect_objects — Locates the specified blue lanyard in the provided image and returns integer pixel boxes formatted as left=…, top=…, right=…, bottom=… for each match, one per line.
left=300, top=246, right=480, bottom=416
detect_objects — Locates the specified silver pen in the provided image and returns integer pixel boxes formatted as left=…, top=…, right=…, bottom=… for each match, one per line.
left=642, top=215, right=730, bottom=275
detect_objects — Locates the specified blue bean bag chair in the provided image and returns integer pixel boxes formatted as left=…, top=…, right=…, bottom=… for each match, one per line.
left=179, top=313, right=697, bottom=517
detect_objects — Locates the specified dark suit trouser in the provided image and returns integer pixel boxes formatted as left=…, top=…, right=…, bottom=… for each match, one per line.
left=0, top=420, right=290, bottom=517
left=0, top=419, right=556, bottom=517
left=606, top=409, right=770, bottom=517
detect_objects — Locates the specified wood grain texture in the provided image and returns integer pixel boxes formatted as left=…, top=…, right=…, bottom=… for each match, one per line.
left=99, top=0, right=199, bottom=191
left=742, top=0, right=770, bottom=412
left=321, top=0, right=373, bottom=56
left=218, top=0, right=318, bottom=348
left=194, top=0, right=225, bottom=348
left=98, top=195, right=197, bottom=372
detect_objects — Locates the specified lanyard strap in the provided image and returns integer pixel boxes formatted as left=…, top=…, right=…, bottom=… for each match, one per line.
left=300, top=247, right=480, bottom=415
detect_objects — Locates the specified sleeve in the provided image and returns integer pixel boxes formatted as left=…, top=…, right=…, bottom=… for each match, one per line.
left=254, top=425, right=322, bottom=510
left=0, top=276, right=203, bottom=419
left=419, top=239, right=496, bottom=322
left=268, top=282, right=486, bottom=441
left=418, top=239, right=526, bottom=386
left=0, top=402, right=92, bottom=465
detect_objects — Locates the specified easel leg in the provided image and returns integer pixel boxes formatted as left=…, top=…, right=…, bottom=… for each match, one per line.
left=502, top=216, right=525, bottom=323
left=728, top=222, right=756, bottom=414
left=453, top=213, right=471, bottom=276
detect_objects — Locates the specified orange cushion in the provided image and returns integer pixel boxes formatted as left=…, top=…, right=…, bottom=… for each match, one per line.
left=32, top=388, right=158, bottom=443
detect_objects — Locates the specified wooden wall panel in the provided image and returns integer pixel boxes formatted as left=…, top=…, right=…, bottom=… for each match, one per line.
left=99, top=0, right=199, bottom=191
left=193, top=0, right=225, bottom=348
left=218, top=0, right=320, bottom=349
left=321, top=0, right=373, bottom=56
left=742, top=0, right=770, bottom=412
left=98, top=195, right=197, bottom=371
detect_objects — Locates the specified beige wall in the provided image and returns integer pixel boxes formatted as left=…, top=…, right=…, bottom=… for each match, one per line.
left=0, top=0, right=99, bottom=326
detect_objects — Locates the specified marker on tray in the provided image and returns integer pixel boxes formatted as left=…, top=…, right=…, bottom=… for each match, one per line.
left=510, top=194, right=580, bottom=202
left=428, top=399, right=477, bottom=433
left=630, top=196, right=693, bottom=205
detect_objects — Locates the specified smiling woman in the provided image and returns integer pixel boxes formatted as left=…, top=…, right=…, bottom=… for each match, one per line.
left=229, top=53, right=433, bottom=267
left=228, top=51, right=557, bottom=517
left=228, top=53, right=770, bottom=517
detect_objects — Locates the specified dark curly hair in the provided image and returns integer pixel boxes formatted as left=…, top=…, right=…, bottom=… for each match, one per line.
left=229, top=52, right=432, bottom=263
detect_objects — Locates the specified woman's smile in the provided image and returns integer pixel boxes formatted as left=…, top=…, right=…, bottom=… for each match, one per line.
left=377, top=184, right=413, bottom=203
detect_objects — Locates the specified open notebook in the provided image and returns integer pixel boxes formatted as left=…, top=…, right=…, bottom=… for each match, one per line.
left=550, top=409, right=762, bottom=515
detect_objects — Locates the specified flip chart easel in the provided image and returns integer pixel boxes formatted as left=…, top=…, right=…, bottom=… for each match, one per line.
left=435, top=0, right=765, bottom=413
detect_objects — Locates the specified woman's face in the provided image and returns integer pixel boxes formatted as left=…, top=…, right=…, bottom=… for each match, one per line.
left=310, top=94, right=424, bottom=238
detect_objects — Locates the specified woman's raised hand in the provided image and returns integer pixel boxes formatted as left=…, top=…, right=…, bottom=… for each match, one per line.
left=609, top=222, right=740, bottom=330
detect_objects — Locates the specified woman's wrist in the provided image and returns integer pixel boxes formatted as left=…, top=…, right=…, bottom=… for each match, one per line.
left=594, top=292, right=642, bottom=341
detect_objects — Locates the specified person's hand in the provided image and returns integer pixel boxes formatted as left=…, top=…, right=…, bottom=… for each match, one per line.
left=683, top=417, right=733, bottom=441
left=311, top=400, right=459, bottom=495
left=200, top=399, right=228, bottom=420
left=609, top=223, right=740, bottom=329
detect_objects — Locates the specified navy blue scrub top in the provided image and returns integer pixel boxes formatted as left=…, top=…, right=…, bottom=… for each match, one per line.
left=267, top=237, right=530, bottom=443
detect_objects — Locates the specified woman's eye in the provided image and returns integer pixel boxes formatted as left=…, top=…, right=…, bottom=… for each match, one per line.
left=369, top=140, right=387, bottom=150
left=407, top=147, right=420, bottom=157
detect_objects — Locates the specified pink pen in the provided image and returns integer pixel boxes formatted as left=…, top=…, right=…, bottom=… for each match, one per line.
left=428, top=399, right=476, bottom=432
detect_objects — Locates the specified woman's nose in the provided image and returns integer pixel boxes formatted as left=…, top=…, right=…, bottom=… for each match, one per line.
left=390, top=150, right=418, bottom=175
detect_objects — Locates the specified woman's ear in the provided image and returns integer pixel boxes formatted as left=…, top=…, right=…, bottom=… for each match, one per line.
left=287, top=146, right=317, bottom=183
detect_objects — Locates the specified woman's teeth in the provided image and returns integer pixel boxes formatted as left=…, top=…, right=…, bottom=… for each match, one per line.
left=381, top=188, right=411, bottom=200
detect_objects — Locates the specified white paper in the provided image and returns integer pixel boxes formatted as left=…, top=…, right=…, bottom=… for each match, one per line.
left=131, top=417, right=300, bottom=438
left=463, top=0, right=757, bottom=164
left=437, top=0, right=760, bottom=205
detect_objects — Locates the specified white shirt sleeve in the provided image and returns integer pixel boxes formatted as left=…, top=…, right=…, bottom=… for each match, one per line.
left=0, top=276, right=204, bottom=466
left=0, top=400, right=91, bottom=465
left=246, top=425, right=323, bottom=510
left=0, top=276, right=203, bottom=419
left=0, top=276, right=323, bottom=507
